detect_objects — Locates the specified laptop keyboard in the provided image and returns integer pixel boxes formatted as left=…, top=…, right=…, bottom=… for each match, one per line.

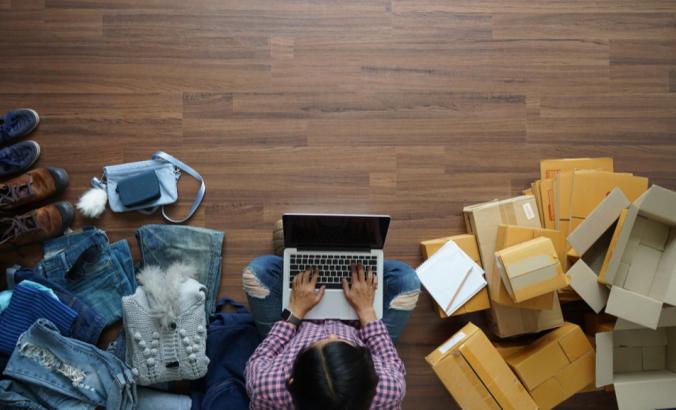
left=289, top=253, right=378, bottom=289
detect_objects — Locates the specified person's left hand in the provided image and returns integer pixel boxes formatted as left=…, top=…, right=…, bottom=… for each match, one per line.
left=288, top=268, right=325, bottom=319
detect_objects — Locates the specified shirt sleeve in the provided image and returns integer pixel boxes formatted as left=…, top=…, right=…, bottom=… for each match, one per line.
left=358, top=320, right=406, bottom=409
left=245, top=321, right=296, bottom=408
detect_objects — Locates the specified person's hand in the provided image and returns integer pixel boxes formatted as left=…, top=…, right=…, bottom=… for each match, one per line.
left=342, top=263, right=378, bottom=326
left=288, top=268, right=325, bottom=319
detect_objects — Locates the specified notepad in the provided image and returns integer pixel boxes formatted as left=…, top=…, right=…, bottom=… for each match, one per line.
left=416, top=240, right=486, bottom=316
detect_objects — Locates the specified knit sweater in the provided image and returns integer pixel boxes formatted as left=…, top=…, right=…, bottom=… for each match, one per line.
left=122, top=265, right=209, bottom=385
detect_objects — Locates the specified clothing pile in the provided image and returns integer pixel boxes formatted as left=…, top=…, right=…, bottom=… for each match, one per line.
left=0, top=223, right=261, bottom=410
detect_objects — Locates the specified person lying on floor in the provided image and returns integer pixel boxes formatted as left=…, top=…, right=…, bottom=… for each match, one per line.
left=243, top=258, right=420, bottom=410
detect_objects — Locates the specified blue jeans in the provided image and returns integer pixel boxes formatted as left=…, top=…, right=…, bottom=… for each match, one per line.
left=32, top=227, right=136, bottom=327
left=0, top=319, right=137, bottom=410
left=136, top=224, right=224, bottom=315
left=242, top=256, right=420, bottom=342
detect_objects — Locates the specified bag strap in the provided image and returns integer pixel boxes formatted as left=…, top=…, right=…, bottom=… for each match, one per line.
left=152, top=151, right=206, bottom=224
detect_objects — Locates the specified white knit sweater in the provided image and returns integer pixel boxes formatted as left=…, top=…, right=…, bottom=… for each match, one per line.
left=122, top=264, right=209, bottom=386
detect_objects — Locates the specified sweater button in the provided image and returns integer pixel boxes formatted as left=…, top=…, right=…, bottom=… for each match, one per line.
left=170, top=322, right=177, bottom=330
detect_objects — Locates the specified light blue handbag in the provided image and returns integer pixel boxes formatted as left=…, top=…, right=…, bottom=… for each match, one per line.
left=92, top=151, right=205, bottom=223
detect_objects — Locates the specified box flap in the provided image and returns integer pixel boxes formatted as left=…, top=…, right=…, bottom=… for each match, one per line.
left=615, top=307, right=676, bottom=330
left=633, top=185, right=676, bottom=226
left=559, top=325, right=594, bottom=362
left=606, top=286, right=663, bottom=330
left=567, top=187, right=630, bottom=255
left=569, top=170, right=648, bottom=220
left=567, top=260, right=610, bottom=313
left=614, top=371, right=676, bottom=410
left=425, top=322, right=478, bottom=366
left=506, top=341, right=569, bottom=390
left=539, top=157, right=614, bottom=180
left=604, top=203, right=641, bottom=285
left=595, top=332, right=614, bottom=387
left=489, top=294, right=564, bottom=338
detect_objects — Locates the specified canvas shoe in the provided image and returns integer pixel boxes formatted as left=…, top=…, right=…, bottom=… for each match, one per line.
left=0, top=141, right=41, bottom=179
left=0, top=109, right=40, bottom=143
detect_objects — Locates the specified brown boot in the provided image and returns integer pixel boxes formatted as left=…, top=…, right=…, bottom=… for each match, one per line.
left=0, top=167, right=69, bottom=212
left=0, top=201, right=74, bottom=249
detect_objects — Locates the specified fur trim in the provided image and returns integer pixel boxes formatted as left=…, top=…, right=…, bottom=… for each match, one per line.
left=77, top=187, right=108, bottom=218
left=137, top=263, right=197, bottom=328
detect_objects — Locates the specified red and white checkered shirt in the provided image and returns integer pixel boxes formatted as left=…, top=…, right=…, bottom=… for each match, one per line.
left=245, top=319, right=406, bottom=409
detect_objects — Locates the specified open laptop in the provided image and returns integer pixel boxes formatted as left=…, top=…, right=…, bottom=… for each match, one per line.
left=282, top=213, right=390, bottom=320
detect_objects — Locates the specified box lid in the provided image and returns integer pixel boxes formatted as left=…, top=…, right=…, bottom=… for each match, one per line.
left=567, top=260, right=610, bottom=314
left=567, top=187, right=630, bottom=255
left=569, top=171, right=648, bottom=220
left=539, top=157, right=614, bottom=180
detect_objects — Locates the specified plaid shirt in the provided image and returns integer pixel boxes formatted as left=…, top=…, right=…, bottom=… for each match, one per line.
left=245, top=319, right=406, bottom=409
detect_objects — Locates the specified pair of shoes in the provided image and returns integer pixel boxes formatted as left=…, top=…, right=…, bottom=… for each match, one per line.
left=0, top=109, right=41, bottom=179
left=0, top=168, right=73, bottom=251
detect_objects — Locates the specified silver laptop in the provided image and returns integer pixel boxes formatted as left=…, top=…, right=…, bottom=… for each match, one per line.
left=282, top=213, right=390, bottom=320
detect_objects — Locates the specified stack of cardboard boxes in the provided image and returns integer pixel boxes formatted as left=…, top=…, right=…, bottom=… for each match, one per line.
left=422, top=157, right=676, bottom=409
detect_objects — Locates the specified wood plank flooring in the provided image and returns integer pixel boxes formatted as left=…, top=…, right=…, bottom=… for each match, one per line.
left=2, top=0, right=676, bottom=408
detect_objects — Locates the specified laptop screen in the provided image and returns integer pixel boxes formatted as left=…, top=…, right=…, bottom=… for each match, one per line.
left=283, top=214, right=390, bottom=251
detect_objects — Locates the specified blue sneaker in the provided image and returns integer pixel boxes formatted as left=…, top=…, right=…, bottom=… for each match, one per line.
left=0, top=109, right=40, bottom=144
left=0, top=141, right=40, bottom=179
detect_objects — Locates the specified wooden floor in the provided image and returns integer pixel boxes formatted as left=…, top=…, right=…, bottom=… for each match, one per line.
left=2, top=0, right=676, bottom=408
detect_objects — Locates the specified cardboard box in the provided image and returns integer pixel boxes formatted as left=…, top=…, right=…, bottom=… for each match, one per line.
left=464, top=195, right=564, bottom=338
left=596, top=307, right=676, bottom=409
left=554, top=172, right=574, bottom=237
left=584, top=312, right=616, bottom=335
left=496, top=237, right=568, bottom=303
left=488, top=294, right=564, bottom=338
left=463, top=195, right=541, bottom=274
left=540, top=157, right=614, bottom=180
left=569, top=170, right=648, bottom=231
left=540, top=178, right=556, bottom=230
left=420, top=234, right=490, bottom=318
left=489, top=225, right=565, bottom=310
left=603, top=185, right=676, bottom=329
left=426, top=322, right=538, bottom=410
left=531, top=180, right=545, bottom=227
left=566, top=188, right=630, bottom=313
left=503, top=323, right=595, bottom=410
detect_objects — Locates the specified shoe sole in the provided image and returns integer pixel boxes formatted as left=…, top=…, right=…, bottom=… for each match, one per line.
left=23, top=108, right=40, bottom=136
left=26, top=140, right=40, bottom=169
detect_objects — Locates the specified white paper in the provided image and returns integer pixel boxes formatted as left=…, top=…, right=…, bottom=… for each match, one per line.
left=416, top=240, right=487, bottom=316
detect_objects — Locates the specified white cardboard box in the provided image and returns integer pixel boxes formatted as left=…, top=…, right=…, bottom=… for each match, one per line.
left=596, top=307, right=676, bottom=409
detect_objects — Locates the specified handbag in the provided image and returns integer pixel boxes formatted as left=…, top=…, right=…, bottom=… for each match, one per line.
left=80, top=151, right=206, bottom=224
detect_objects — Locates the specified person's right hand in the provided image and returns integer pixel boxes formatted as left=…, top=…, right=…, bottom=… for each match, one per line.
left=342, top=263, right=378, bottom=326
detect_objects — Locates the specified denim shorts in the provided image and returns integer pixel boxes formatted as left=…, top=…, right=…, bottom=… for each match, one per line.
left=0, top=319, right=137, bottom=410
left=7, top=266, right=107, bottom=345
left=33, top=227, right=136, bottom=327
left=136, top=224, right=224, bottom=315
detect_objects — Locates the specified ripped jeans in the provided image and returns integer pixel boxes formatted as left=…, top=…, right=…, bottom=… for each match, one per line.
left=242, top=256, right=420, bottom=342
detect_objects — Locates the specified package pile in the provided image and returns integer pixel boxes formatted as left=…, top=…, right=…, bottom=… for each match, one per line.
left=420, top=158, right=676, bottom=410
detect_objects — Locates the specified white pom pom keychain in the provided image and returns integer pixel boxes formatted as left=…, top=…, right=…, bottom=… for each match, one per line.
left=77, top=177, right=108, bottom=218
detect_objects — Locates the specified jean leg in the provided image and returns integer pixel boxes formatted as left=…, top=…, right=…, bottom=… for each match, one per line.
left=381, top=260, right=421, bottom=343
left=242, top=256, right=284, bottom=339
left=110, top=240, right=136, bottom=291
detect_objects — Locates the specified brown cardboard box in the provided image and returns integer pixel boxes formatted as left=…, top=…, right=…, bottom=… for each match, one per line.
left=420, top=234, right=490, bottom=318
left=603, top=185, right=676, bottom=329
left=464, top=195, right=564, bottom=337
left=566, top=188, right=629, bottom=313
left=463, top=195, right=541, bottom=274
left=531, top=180, right=545, bottom=227
left=569, top=170, right=648, bottom=230
left=503, top=323, right=595, bottom=410
left=539, top=157, right=614, bottom=180
left=583, top=312, right=616, bottom=335
left=488, top=294, right=564, bottom=338
left=426, top=322, right=538, bottom=410
left=554, top=172, right=574, bottom=237
left=489, top=225, right=565, bottom=310
left=496, top=237, right=568, bottom=303
left=596, top=307, right=676, bottom=409
left=540, top=178, right=556, bottom=229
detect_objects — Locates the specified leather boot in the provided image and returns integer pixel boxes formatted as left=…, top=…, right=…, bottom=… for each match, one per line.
left=0, top=167, right=69, bottom=211
left=0, top=201, right=73, bottom=249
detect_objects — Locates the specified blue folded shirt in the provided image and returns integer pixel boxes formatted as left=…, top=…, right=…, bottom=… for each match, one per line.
left=0, top=281, right=78, bottom=355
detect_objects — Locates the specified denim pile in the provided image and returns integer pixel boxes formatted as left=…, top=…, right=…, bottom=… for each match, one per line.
left=0, top=224, right=225, bottom=410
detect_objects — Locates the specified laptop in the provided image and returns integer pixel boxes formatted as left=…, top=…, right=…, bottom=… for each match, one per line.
left=282, top=213, right=390, bottom=320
